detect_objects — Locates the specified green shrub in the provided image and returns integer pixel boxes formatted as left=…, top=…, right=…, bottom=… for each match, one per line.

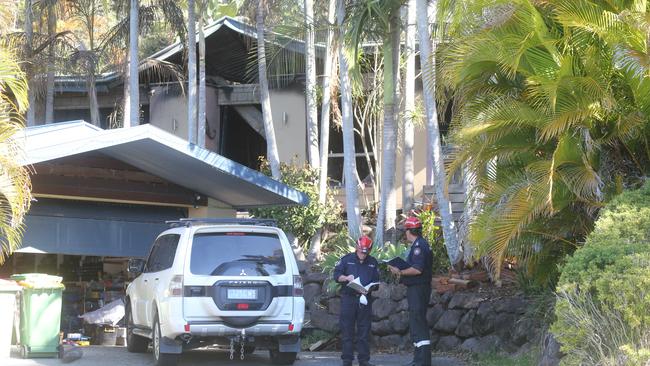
left=250, top=159, right=342, bottom=247
left=552, top=181, right=650, bottom=365
left=320, top=232, right=409, bottom=292
left=414, top=209, right=449, bottom=274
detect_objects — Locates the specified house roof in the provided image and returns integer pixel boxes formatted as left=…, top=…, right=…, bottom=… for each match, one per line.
left=54, top=16, right=322, bottom=91
left=16, top=121, right=309, bottom=209
left=149, top=16, right=324, bottom=63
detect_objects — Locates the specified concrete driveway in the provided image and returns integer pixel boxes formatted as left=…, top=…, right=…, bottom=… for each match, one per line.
left=4, top=346, right=467, bottom=366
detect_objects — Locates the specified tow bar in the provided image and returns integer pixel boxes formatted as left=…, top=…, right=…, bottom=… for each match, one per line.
left=228, top=329, right=247, bottom=361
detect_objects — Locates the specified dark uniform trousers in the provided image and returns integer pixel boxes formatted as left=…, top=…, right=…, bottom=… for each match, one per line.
left=340, top=294, right=372, bottom=363
left=407, top=283, right=432, bottom=365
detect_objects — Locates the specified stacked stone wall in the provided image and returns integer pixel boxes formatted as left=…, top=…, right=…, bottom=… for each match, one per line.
left=302, top=271, right=540, bottom=355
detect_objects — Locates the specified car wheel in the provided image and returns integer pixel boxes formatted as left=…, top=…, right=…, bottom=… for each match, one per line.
left=152, top=314, right=179, bottom=366
left=126, top=302, right=148, bottom=353
left=269, top=349, right=297, bottom=365
left=243, top=345, right=256, bottom=355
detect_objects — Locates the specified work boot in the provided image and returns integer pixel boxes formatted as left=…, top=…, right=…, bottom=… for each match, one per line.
left=359, top=361, right=375, bottom=366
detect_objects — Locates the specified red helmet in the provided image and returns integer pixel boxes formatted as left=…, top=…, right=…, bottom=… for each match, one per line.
left=403, top=216, right=422, bottom=229
left=356, top=235, right=373, bottom=253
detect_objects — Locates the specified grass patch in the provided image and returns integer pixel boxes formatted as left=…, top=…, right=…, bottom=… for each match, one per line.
left=300, top=329, right=335, bottom=351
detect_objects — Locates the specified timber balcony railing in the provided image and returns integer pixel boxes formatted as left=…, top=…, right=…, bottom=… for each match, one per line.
left=216, top=84, right=261, bottom=105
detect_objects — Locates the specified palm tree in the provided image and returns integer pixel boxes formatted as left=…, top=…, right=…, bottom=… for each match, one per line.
left=441, top=0, right=650, bottom=281
left=67, top=0, right=104, bottom=127
left=24, top=0, right=35, bottom=126
left=44, top=0, right=57, bottom=124
left=256, top=0, right=281, bottom=179
left=101, top=1, right=185, bottom=128
left=402, top=0, right=416, bottom=213
left=417, top=0, right=460, bottom=265
left=187, top=0, right=197, bottom=143
left=304, top=0, right=319, bottom=168
left=338, top=0, right=361, bottom=239
left=127, top=0, right=138, bottom=127
left=346, top=0, right=403, bottom=246
left=197, top=0, right=206, bottom=148
left=318, top=0, right=337, bottom=204
left=0, top=27, right=32, bottom=263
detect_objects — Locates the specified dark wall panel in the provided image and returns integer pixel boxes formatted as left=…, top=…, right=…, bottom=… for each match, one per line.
left=20, top=198, right=187, bottom=258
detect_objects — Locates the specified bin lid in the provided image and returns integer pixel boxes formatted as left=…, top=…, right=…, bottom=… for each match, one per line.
left=0, top=279, right=21, bottom=293
left=10, top=273, right=65, bottom=289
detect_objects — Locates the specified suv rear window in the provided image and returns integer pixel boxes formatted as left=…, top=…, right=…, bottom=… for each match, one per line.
left=190, top=232, right=286, bottom=276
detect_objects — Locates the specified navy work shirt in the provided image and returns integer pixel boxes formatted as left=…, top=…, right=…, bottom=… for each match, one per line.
left=401, top=236, right=433, bottom=286
left=333, top=252, right=380, bottom=296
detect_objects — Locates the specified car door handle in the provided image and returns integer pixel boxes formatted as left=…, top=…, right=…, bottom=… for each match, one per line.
left=144, top=279, right=148, bottom=283
left=154, top=278, right=159, bottom=281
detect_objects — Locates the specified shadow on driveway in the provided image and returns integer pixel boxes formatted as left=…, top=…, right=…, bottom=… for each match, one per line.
left=5, top=345, right=466, bottom=366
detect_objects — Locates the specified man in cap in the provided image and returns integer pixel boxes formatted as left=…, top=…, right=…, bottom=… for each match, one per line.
left=388, top=216, right=433, bottom=366
left=333, top=235, right=380, bottom=366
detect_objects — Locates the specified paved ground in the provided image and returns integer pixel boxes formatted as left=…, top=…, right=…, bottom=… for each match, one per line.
left=3, top=346, right=467, bottom=366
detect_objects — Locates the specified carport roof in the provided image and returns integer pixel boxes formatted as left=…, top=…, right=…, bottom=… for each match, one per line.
left=16, top=121, right=309, bottom=208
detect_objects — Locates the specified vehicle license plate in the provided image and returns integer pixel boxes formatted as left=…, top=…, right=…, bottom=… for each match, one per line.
left=227, top=288, right=257, bottom=300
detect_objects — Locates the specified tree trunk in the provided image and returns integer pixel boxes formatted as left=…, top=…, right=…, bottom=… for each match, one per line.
left=198, top=12, right=206, bottom=148
left=459, top=165, right=477, bottom=264
left=304, top=0, right=319, bottom=168
left=310, top=0, right=338, bottom=264
left=375, top=15, right=400, bottom=247
left=318, top=0, right=337, bottom=204
left=187, top=0, right=197, bottom=143
left=45, top=5, right=56, bottom=124
left=88, top=70, right=100, bottom=127
left=338, top=0, right=361, bottom=240
left=257, top=0, right=281, bottom=179
left=402, top=0, right=416, bottom=213
left=127, top=0, right=139, bottom=127
left=123, top=59, right=130, bottom=127
left=416, top=0, right=460, bottom=265
left=24, top=0, right=35, bottom=126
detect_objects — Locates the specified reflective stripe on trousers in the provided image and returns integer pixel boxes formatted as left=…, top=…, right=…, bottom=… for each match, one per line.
left=414, top=340, right=431, bottom=348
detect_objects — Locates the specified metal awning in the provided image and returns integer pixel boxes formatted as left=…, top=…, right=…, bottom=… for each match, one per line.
left=16, top=121, right=308, bottom=208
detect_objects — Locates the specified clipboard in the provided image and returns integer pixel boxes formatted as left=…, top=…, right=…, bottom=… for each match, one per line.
left=383, top=257, right=410, bottom=270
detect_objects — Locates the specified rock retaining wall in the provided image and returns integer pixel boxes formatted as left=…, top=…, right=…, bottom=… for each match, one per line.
left=302, top=271, right=540, bottom=355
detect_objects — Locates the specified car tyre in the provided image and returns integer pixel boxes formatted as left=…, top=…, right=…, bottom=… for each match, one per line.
left=269, top=349, right=297, bottom=365
left=126, top=302, right=148, bottom=353
left=153, top=314, right=179, bottom=366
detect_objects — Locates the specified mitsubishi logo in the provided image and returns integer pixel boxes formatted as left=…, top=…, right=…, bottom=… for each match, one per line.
left=239, top=269, right=247, bottom=276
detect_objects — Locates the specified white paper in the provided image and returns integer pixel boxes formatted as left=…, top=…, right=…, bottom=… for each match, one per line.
left=346, top=277, right=380, bottom=295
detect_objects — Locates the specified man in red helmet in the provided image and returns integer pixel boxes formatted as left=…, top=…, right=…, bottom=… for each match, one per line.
left=333, top=235, right=380, bottom=366
left=389, top=216, right=433, bottom=366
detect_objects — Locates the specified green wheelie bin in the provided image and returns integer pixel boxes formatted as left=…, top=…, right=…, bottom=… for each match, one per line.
left=11, top=274, right=65, bottom=358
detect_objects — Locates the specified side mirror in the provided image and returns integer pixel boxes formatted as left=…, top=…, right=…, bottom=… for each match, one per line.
left=128, top=259, right=145, bottom=274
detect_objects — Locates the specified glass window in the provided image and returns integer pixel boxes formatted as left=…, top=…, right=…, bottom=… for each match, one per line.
left=190, top=232, right=286, bottom=276
left=145, top=234, right=180, bottom=272
left=144, top=242, right=161, bottom=273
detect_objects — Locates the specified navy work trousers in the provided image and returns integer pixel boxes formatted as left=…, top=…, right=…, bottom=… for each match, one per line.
left=339, top=294, right=371, bottom=363
left=407, top=283, right=432, bottom=366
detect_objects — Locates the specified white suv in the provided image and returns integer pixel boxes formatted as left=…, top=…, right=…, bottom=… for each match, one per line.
left=125, top=218, right=304, bottom=366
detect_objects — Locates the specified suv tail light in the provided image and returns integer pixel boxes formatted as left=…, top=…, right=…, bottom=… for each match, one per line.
left=292, top=275, right=303, bottom=296
left=168, top=275, right=184, bottom=297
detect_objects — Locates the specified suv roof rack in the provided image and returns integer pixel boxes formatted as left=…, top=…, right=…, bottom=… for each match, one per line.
left=166, top=218, right=277, bottom=228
